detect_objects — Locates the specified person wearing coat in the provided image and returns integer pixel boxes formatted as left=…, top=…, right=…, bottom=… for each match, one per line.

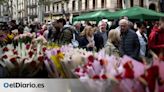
left=104, top=29, right=121, bottom=57
left=136, top=22, right=148, bottom=57
left=78, top=26, right=96, bottom=51
left=119, top=19, right=140, bottom=60
left=149, top=17, right=164, bottom=61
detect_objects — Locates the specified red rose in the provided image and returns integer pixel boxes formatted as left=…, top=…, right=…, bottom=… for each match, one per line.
left=30, top=61, right=36, bottom=67
left=88, top=63, right=92, bottom=67
left=2, top=55, right=8, bottom=59
left=3, top=47, right=9, bottom=52
left=75, top=68, right=80, bottom=72
left=83, top=64, right=87, bottom=68
left=13, top=50, right=18, bottom=55
left=10, top=58, right=17, bottom=63
left=115, top=74, right=123, bottom=80
left=33, top=48, right=37, bottom=51
left=88, top=55, right=94, bottom=63
left=92, top=75, right=100, bottom=79
left=101, top=74, right=108, bottom=79
left=100, top=59, right=104, bottom=66
left=42, top=47, right=47, bottom=52
left=143, top=66, right=159, bottom=92
left=38, top=56, right=44, bottom=62
left=28, top=51, right=34, bottom=58
left=124, top=68, right=134, bottom=79
left=26, top=44, right=30, bottom=50
left=82, top=69, right=87, bottom=73
left=123, top=61, right=133, bottom=69
left=57, top=50, right=61, bottom=54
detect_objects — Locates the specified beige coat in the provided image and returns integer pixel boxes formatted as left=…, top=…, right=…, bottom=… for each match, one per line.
left=104, top=41, right=120, bottom=57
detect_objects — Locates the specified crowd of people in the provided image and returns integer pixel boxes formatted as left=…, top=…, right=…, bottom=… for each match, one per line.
left=0, top=17, right=164, bottom=62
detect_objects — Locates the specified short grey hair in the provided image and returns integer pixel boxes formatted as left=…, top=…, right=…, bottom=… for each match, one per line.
left=119, top=19, right=129, bottom=25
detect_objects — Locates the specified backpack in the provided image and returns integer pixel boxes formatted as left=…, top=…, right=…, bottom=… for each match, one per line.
left=58, top=27, right=76, bottom=44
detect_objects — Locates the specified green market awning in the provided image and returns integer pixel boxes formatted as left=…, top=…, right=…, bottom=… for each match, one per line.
left=73, top=10, right=111, bottom=21
left=108, top=6, right=164, bottom=20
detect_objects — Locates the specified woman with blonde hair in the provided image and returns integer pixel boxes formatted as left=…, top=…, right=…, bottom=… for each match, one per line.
left=104, top=29, right=121, bottom=56
left=78, top=26, right=95, bottom=51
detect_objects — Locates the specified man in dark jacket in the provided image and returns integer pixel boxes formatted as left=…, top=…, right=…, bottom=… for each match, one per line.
left=119, top=19, right=140, bottom=60
left=57, top=18, right=77, bottom=45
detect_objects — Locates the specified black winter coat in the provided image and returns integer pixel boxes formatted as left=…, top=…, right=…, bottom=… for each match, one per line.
left=119, top=29, right=140, bottom=60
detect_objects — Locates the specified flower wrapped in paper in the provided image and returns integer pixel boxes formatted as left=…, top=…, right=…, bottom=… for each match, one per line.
left=71, top=52, right=149, bottom=92
left=0, top=34, right=48, bottom=77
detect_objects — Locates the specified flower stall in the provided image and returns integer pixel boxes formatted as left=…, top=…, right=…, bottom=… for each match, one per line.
left=0, top=32, right=164, bottom=92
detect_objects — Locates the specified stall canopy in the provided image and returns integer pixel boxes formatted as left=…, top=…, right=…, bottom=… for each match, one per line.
left=108, top=6, right=164, bottom=20
left=73, top=10, right=111, bottom=21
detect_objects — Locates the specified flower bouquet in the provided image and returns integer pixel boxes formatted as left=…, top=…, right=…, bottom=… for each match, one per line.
left=13, top=32, right=34, bottom=47
left=44, top=44, right=87, bottom=78
left=0, top=33, right=48, bottom=77
left=72, top=53, right=147, bottom=92
left=0, top=31, right=14, bottom=46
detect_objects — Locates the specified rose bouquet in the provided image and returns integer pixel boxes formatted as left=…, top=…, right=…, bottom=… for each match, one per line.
left=0, top=34, right=48, bottom=77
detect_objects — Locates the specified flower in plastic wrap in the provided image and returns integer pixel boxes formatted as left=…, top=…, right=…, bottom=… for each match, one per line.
left=0, top=35, right=47, bottom=77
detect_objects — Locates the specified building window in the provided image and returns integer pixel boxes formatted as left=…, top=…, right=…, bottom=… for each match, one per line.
left=139, top=0, right=144, bottom=7
left=53, top=4, right=55, bottom=12
left=101, top=0, right=106, bottom=8
left=85, top=0, right=89, bottom=10
left=66, top=1, right=69, bottom=11
left=93, top=0, right=96, bottom=9
left=57, top=4, right=59, bottom=12
left=72, top=0, right=75, bottom=11
left=45, top=6, right=46, bottom=12
left=78, top=0, right=82, bottom=10
left=117, top=0, right=122, bottom=9
left=48, top=5, right=50, bottom=11
left=149, top=3, right=156, bottom=11
left=130, top=0, right=133, bottom=7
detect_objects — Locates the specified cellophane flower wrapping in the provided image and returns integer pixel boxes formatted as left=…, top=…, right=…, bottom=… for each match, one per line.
left=44, top=45, right=148, bottom=92
left=0, top=32, right=47, bottom=77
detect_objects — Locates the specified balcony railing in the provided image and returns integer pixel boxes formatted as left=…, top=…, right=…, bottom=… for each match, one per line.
left=27, top=4, right=37, bottom=8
